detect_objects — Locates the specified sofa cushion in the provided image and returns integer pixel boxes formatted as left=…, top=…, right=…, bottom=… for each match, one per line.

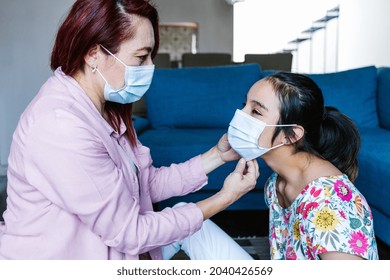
left=377, top=67, right=390, bottom=130
left=308, top=66, right=378, bottom=128
left=145, top=64, right=262, bottom=129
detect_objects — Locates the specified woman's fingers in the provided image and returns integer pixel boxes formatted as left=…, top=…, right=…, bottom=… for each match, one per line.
left=233, top=158, right=246, bottom=176
left=245, top=159, right=260, bottom=180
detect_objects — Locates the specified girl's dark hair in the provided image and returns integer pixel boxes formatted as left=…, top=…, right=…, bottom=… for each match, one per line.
left=264, top=72, right=361, bottom=182
left=51, top=0, right=159, bottom=146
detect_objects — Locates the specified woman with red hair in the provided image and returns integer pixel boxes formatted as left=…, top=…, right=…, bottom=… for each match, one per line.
left=0, top=0, right=258, bottom=260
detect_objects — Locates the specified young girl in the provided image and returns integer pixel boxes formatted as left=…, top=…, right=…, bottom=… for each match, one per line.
left=227, top=72, right=378, bottom=260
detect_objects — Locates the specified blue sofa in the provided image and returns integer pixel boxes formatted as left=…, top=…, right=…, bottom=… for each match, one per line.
left=135, top=63, right=390, bottom=247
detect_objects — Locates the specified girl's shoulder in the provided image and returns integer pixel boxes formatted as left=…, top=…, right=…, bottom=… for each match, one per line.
left=299, top=174, right=371, bottom=218
left=306, top=174, right=358, bottom=201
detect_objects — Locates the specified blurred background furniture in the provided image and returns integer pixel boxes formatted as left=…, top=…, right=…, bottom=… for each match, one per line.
left=244, top=53, right=293, bottom=71
left=159, top=22, right=198, bottom=67
left=181, top=53, right=232, bottom=67
left=153, top=53, right=172, bottom=68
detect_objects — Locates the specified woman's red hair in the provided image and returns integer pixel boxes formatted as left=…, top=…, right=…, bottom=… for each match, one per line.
left=51, top=0, right=159, bottom=146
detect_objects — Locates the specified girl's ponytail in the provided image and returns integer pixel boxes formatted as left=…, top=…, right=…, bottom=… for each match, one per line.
left=316, top=106, right=361, bottom=182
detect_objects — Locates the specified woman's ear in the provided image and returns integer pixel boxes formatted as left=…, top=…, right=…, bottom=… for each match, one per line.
left=84, top=44, right=99, bottom=68
left=286, top=125, right=304, bottom=144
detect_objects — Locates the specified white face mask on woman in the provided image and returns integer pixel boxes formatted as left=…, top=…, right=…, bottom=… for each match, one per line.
left=93, top=45, right=155, bottom=104
left=227, top=109, right=296, bottom=161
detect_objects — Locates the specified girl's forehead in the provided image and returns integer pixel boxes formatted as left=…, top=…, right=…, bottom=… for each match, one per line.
left=248, top=80, right=281, bottom=115
left=248, top=80, right=276, bottom=101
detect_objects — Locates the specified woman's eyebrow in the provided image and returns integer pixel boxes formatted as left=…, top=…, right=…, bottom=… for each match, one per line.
left=251, top=100, right=269, bottom=112
left=135, top=46, right=153, bottom=53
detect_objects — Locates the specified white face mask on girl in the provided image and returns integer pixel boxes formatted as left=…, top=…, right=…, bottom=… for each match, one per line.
left=93, top=45, right=155, bottom=104
left=227, top=109, right=296, bottom=161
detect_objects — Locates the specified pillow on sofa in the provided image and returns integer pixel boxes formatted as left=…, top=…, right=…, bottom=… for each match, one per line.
left=377, top=67, right=390, bottom=130
left=308, top=66, right=378, bottom=128
left=145, top=64, right=262, bottom=129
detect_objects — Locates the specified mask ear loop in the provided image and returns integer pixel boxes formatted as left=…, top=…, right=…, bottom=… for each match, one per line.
left=262, top=124, right=297, bottom=149
left=91, top=65, right=109, bottom=84
left=99, top=44, right=127, bottom=67
left=267, top=142, right=285, bottom=151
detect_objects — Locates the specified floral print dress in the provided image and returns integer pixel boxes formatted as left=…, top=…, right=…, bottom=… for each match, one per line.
left=265, top=173, right=379, bottom=260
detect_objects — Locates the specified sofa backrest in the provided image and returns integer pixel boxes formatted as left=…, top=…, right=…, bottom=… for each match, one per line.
left=377, top=67, right=390, bottom=130
left=145, top=64, right=262, bottom=129
left=145, top=64, right=380, bottom=130
left=308, top=66, right=379, bottom=129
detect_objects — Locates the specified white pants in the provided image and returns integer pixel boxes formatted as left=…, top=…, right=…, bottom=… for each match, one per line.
left=162, top=203, right=253, bottom=260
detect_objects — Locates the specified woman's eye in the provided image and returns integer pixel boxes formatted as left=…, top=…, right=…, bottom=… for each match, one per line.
left=138, top=55, right=147, bottom=63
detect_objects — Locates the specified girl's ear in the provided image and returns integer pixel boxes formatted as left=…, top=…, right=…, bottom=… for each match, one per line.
left=286, top=125, right=304, bottom=144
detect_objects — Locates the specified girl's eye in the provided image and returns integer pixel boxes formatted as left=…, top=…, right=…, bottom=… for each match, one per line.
left=252, top=109, right=261, bottom=116
left=242, top=102, right=261, bottom=115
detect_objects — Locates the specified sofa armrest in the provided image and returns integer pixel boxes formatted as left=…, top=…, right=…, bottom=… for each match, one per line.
left=378, top=67, right=390, bottom=130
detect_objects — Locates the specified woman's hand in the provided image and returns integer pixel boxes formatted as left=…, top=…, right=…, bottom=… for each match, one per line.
left=201, top=134, right=240, bottom=175
left=216, top=133, right=240, bottom=163
left=196, top=158, right=259, bottom=220
left=220, top=158, right=259, bottom=203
